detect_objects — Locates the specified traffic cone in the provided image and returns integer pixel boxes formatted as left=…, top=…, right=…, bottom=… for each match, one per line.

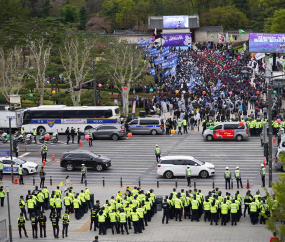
left=273, top=136, right=276, bottom=143
left=52, top=153, right=55, bottom=161
left=263, top=158, right=266, bottom=167
left=246, top=179, right=251, bottom=189
left=78, top=140, right=82, bottom=147
left=43, top=160, right=46, bottom=166
left=14, top=175, right=18, bottom=184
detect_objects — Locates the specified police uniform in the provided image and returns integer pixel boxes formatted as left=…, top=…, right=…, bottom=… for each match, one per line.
left=0, top=161, right=3, bottom=182
left=31, top=213, right=38, bottom=238
left=17, top=214, right=28, bottom=238
left=234, top=167, right=243, bottom=188
left=38, top=212, right=47, bottom=238
left=0, top=186, right=5, bottom=206
left=51, top=213, right=59, bottom=238
left=186, top=166, right=191, bottom=186
left=39, top=168, right=45, bottom=188
left=224, top=167, right=231, bottom=189
left=260, top=164, right=266, bottom=187
left=155, top=145, right=161, bottom=163
left=62, top=212, right=70, bottom=238
left=88, top=131, right=93, bottom=146
left=81, top=165, right=86, bottom=184
left=19, top=165, right=24, bottom=185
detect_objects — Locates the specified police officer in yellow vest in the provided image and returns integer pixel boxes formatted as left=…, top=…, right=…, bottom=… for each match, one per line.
left=88, top=130, right=93, bottom=147
left=155, top=145, right=161, bottom=163
left=224, top=167, right=231, bottom=189
left=260, top=164, right=266, bottom=186
left=182, top=118, right=188, bottom=134
left=21, top=127, right=25, bottom=135
left=221, top=198, right=228, bottom=226
left=131, top=207, right=141, bottom=234
left=19, top=164, right=24, bottom=185
left=62, top=210, right=70, bottom=238
left=81, top=164, right=86, bottom=184
left=177, top=119, right=183, bottom=135
left=186, top=165, right=191, bottom=187
left=32, top=128, right=37, bottom=143
left=0, top=186, right=5, bottom=207
left=249, top=199, right=258, bottom=225
left=97, top=210, right=106, bottom=235
left=234, top=166, right=243, bottom=189
left=18, top=213, right=28, bottom=238
left=230, top=200, right=238, bottom=226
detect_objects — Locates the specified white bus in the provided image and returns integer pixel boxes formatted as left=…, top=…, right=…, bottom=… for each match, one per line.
left=22, top=105, right=121, bottom=134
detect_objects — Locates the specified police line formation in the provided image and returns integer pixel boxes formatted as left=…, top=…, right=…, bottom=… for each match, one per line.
left=0, top=184, right=278, bottom=239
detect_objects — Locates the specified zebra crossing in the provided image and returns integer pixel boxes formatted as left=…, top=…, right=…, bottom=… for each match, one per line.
left=24, top=133, right=264, bottom=187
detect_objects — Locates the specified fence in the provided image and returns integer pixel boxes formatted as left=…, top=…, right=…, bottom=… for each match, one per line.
left=0, top=219, right=7, bottom=242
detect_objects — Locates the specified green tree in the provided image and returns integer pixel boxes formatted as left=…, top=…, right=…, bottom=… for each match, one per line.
left=60, top=4, right=78, bottom=23
left=201, top=6, right=249, bottom=30
left=264, top=9, right=285, bottom=33
left=80, top=90, right=112, bottom=106
left=79, top=6, right=88, bottom=30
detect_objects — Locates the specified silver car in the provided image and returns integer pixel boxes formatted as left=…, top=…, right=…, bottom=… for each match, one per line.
left=85, top=124, right=126, bottom=141
left=203, top=122, right=249, bottom=141
left=274, top=138, right=285, bottom=171
left=128, top=117, right=165, bottom=135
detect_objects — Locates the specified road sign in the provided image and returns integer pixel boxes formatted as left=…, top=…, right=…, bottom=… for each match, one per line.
left=0, top=150, right=10, bottom=157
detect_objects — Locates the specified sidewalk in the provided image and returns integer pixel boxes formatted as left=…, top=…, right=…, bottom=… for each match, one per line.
left=0, top=180, right=273, bottom=242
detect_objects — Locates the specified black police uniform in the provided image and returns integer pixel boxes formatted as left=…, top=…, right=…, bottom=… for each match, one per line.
left=38, top=214, right=47, bottom=238
left=51, top=214, right=59, bottom=238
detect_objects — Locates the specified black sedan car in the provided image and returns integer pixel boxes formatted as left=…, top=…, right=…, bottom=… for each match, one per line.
left=60, top=150, right=111, bottom=171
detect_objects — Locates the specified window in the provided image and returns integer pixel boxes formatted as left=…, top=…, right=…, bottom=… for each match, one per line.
left=2, top=160, right=11, bottom=164
left=94, top=110, right=105, bottom=118
left=214, top=125, right=223, bottom=130
left=130, top=120, right=138, bottom=125
left=103, top=126, right=116, bottom=129
left=97, top=127, right=106, bottom=130
left=160, top=160, right=173, bottom=164
left=23, top=111, right=32, bottom=124
left=105, top=110, right=112, bottom=118
left=32, top=111, right=47, bottom=119
left=173, top=160, right=185, bottom=165
left=140, top=119, right=159, bottom=125
left=115, top=108, right=120, bottom=114
left=185, top=160, right=196, bottom=166
left=46, top=111, right=62, bottom=119
left=77, top=110, right=95, bottom=119
left=62, top=110, right=77, bottom=119
left=67, top=154, right=81, bottom=158
left=81, top=154, right=91, bottom=159
left=224, top=123, right=244, bottom=129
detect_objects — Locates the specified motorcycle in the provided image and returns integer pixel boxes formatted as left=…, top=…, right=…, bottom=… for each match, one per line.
left=39, top=131, right=58, bottom=143
left=14, top=131, right=25, bottom=143
left=24, top=134, right=32, bottom=144
left=0, top=132, right=8, bottom=143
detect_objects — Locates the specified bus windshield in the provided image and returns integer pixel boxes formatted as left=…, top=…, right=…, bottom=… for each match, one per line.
left=23, top=111, right=32, bottom=124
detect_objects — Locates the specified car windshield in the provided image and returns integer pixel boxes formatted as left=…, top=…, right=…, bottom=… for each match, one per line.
left=193, top=158, right=205, bottom=165
left=14, top=158, right=26, bottom=164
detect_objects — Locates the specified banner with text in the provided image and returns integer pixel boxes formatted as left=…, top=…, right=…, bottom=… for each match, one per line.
left=161, top=34, right=192, bottom=46
left=249, top=33, right=285, bottom=53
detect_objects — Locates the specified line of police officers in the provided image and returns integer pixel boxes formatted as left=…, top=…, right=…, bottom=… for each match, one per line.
left=161, top=188, right=277, bottom=226
left=17, top=185, right=158, bottom=238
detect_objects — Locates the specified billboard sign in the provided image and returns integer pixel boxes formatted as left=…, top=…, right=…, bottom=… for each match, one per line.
left=249, top=33, right=285, bottom=53
left=161, top=34, right=192, bottom=46
left=163, top=15, right=189, bottom=29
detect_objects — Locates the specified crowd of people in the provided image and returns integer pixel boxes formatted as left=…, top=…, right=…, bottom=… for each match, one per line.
left=15, top=185, right=158, bottom=239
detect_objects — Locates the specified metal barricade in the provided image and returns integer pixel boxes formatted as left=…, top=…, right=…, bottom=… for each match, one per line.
left=0, top=219, right=7, bottom=242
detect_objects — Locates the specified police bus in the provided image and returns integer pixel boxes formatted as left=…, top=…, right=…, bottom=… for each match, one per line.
left=22, top=105, right=120, bottom=134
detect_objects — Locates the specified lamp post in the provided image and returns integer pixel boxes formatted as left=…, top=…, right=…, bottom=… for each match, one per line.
left=92, top=60, right=97, bottom=106
left=9, top=118, right=13, bottom=182
left=6, top=186, right=12, bottom=242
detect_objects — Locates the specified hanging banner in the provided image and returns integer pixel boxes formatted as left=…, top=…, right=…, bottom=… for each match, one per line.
left=161, top=34, right=192, bottom=46
left=249, top=33, right=285, bottom=53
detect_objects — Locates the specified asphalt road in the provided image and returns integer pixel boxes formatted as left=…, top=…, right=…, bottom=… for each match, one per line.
left=0, top=133, right=281, bottom=187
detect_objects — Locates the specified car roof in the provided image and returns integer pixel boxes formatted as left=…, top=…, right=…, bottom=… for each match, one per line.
left=97, top=124, right=123, bottom=128
left=161, top=155, right=195, bottom=160
left=63, top=150, right=93, bottom=154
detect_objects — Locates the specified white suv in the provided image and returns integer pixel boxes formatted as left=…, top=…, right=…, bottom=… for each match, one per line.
left=157, top=155, right=215, bottom=179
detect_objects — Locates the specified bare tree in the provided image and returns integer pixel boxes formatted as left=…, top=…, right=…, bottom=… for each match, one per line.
left=107, top=42, right=146, bottom=116
left=60, top=37, right=94, bottom=106
left=0, top=46, right=27, bottom=101
left=28, top=39, right=52, bottom=105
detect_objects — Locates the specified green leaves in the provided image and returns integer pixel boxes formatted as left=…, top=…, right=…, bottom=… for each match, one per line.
left=264, top=9, right=285, bottom=33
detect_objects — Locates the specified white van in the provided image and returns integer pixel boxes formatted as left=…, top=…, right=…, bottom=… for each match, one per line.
left=157, top=155, right=215, bottom=179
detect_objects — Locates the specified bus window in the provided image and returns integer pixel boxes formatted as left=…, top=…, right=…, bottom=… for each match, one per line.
left=62, top=110, right=78, bottom=119
left=32, top=111, right=47, bottom=119
left=46, top=111, right=62, bottom=119
left=23, top=111, right=32, bottom=124
left=77, top=110, right=95, bottom=119
left=94, top=110, right=105, bottom=118
left=105, top=110, right=112, bottom=118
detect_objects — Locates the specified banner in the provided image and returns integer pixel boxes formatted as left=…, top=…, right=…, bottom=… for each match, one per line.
left=162, top=61, right=169, bottom=69
left=249, top=33, right=285, bottom=53
left=164, top=70, right=169, bottom=77
left=170, top=66, right=176, bottom=76
left=161, top=47, right=170, bottom=57
left=255, top=53, right=266, bottom=60
left=150, top=68, right=156, bottom=76
left=137, top=38, right=145, bottom=45
left=161, top=34, right=192, bottom=46
left=154, top=56, right=165, bottom=65
left=167, top=52, right=177, bottom=61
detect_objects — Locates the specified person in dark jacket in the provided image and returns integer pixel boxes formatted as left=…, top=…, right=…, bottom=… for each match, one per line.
left=65, top=127, right=70, bottom=144
left=162, top=199, right=170, bottom=224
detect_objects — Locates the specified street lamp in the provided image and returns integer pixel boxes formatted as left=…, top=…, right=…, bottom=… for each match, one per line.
left=6, top=186, right=12, bottom=242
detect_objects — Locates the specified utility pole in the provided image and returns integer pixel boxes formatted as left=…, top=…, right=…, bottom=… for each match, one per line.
left=133, top=44, right=135, bottom=100
left=9, top=118, right=13, bottom=182
left=92, top=60, right=97, bottom=106
left=268, top=75, right=273, bottom=187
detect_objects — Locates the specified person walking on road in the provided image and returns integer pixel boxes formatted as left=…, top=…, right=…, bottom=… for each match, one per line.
left=260, top=164, right=266, bottom=187
left=224, top=167, right=231, bottom=189
left=32, top=128, right=37, bottom=143
left=71, top=127, right=75, bottom=144
left=155, top=145, right=161, bottom=163
left=39, top=166, right=46, bottom=188
left=186, top=165, right=191, bottom=187
left=40, top=144, right=48, bottom=163
left=88, top=130, right=93, bottom=147
left=65, top=127, right=70, bottom=144
left=177, top=119, right=182, bottom=135
left=15, top=143, right=19, bottom=157
left=234, top=167, right=243, bottom=188
left=81, top=164, right=87, bottom=184
left=19, top=164, right=24, bottom=185
left=64, top=176, right=72, bottom=193
left=0, top=186, right=5, bottom=206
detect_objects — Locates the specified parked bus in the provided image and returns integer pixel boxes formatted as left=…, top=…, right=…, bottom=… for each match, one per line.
left=22, top=105, right=120, bottom=134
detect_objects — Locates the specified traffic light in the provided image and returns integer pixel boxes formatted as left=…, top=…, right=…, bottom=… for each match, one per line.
left=96, top=90, right=100, bottom=99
